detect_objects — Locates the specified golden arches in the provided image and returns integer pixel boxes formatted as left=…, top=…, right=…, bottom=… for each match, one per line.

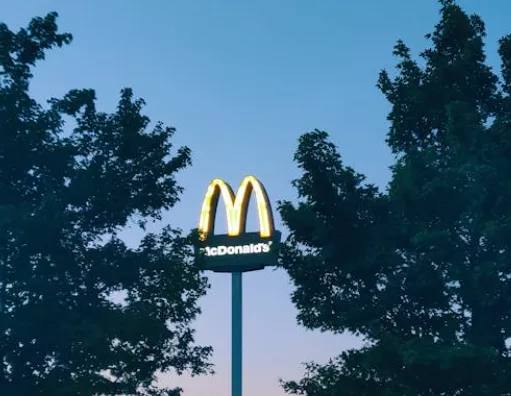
left=198, top=176, right=275, bottom=238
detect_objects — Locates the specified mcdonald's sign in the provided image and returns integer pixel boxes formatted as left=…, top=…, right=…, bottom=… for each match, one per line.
left=196, top=176, right=281, bottom=272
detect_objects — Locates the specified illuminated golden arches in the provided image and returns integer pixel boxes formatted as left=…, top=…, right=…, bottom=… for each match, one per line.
left=199, top=176, right=275, bottom=238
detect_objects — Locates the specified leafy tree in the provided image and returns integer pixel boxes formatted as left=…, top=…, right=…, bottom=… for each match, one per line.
left=278, top=1, right=511, bottom=395
left=0, top=13, right=211, bottom=396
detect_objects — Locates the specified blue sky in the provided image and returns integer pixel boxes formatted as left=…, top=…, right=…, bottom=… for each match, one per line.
left=2, top=1, right=510, bottom=395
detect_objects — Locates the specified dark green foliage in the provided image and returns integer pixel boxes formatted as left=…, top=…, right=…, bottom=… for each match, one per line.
left=0, top=13, right=211, bottom=396
left=279, top=1, right=511, bottom=395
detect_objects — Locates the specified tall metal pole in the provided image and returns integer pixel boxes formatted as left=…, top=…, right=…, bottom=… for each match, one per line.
left=232, top=271, right=242, bottom=396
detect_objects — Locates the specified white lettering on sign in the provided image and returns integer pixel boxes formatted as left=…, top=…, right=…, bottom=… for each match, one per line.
left=201, top=242, right=272, bottom=257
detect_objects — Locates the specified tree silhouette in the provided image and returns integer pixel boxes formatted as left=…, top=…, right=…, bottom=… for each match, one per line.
left=279, top=1, right=511, bottom=395
left=0, top=13, right=211, bottom=396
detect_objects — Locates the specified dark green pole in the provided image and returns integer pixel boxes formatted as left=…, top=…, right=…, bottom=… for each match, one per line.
left=232, top=271, right=242, bottom=396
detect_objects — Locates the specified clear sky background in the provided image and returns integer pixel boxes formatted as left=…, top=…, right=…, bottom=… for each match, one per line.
left=2, top=1, right=510, bottom=395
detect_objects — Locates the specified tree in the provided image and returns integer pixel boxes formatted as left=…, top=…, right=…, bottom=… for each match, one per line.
left=278, top=1, right=511, bottom=395
left=0, top=13, right=211, bottom=396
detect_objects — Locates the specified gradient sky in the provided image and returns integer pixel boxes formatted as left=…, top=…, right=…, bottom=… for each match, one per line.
left=2, top=1, right=510, bottom=395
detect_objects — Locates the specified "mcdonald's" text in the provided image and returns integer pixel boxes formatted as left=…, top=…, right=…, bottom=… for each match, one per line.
left=202, top=242, right=272, bottom=257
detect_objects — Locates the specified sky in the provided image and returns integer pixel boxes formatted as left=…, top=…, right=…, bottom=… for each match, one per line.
left=1, top=1, right=510, bottom=395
